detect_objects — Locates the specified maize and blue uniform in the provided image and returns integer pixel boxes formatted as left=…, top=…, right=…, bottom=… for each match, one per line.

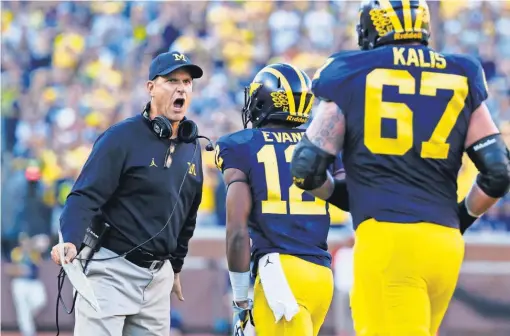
left=216, top=128, right=342, bottom=336
left=312, top=45, right=488, bottom=335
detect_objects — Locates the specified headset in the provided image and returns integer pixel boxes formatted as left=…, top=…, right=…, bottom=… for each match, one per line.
left=55, top=102, right=215, bottom=335
left=142, top=102, right=214, bottom=151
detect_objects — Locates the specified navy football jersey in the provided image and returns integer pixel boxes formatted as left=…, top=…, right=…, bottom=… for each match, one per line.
left=216, top=128, right=343, bottom=273
left=312, top=45, right=489, bottom=230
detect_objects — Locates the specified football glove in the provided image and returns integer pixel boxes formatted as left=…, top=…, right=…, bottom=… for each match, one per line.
left=232, top=299, right=254, bottom=336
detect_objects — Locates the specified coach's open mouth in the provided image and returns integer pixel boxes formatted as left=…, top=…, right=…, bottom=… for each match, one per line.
left=173, top=98, right=185, bottom=109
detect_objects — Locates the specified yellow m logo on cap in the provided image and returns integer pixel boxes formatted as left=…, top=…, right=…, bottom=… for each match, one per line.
left=173, top=53, right=187, bottom=62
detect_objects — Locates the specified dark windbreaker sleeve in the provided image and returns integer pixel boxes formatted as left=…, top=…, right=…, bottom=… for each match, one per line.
left=171, top=179, right=203, bottom=273
left=60, top=128, right=127, bottom=248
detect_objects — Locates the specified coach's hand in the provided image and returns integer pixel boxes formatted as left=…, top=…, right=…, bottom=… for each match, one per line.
left=172, top=273, right=185, bottom=301
left=50, top=242, right=78, bottom=265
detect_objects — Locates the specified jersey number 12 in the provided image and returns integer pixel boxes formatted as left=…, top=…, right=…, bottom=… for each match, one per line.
left=257, top=144, right=328, bottom=215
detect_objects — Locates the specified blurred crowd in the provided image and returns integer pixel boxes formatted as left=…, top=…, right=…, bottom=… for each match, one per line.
left=2, top=1, right=510, bottom=260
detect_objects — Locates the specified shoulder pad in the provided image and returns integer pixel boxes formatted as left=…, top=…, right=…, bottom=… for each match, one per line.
left=312, top=51, right=366, bottom=104
left=215, top=129, right=256, bottom=172
left=447, top=53, right=489, bottom=111
left=218, top=129, right=256, bottom=147
left=442, top=53, right=484, bottom=81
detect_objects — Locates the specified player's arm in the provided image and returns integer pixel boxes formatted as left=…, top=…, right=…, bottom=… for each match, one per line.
left=291, top=100, right=346, bottom=197
left=306, top=100, right=345, bottom=155
left=223, top=167, right=252, bottom=305
left=308, top=156, right=350, bottom=212
left=459, top=103, right=510, bottom=233
left=324, top=171, right=350, bottom=212
left=309, top=171, right=349, bottom=212
left=215, top=141, right=255, bottom=333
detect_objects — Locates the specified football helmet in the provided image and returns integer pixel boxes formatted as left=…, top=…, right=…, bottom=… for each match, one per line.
left=357, top=0, right=431, bottom=50
left=242, top=63, right=314, bottom=129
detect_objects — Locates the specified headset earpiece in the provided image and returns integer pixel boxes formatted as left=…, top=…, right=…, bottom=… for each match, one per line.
left=178, top=119, right=199, bottom=143
left=151, top=116, right=173, bottom=138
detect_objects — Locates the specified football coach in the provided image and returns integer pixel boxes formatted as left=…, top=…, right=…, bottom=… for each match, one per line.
left=50, top=51, right=209, bottom=336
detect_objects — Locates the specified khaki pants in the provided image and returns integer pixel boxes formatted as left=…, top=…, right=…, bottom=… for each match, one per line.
left=75, top=247, right=174, bottom=336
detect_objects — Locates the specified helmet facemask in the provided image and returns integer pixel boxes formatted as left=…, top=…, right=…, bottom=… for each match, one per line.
left=242, top=85, right=267, bottom=129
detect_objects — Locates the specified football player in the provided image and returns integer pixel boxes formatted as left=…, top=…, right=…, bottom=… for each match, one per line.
left=215, top=63, right=342, bottom=336
left=290, top=1, right=510, bottom=335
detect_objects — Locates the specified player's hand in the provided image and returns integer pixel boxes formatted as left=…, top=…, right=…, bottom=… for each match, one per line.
left=232, top=299, right=254, bottom=336
left=50, top=242, right=77, bottom=265
left=172, top=273, right=185, bottom=301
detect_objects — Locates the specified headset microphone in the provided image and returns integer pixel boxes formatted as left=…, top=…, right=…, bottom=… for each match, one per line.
left=198, top=135, right=215, bottom=152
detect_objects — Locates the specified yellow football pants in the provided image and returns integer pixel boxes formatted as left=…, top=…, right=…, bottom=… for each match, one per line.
left=351, top=219, right=465, bottom=336
left=253, top=254, right=334, bottom=336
